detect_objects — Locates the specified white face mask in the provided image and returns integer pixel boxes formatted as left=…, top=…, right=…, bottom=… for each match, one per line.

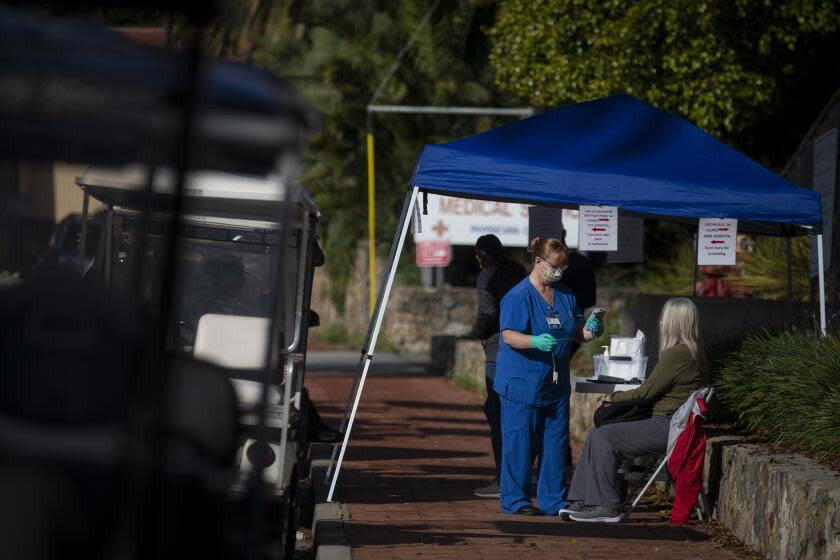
left=538, top=260, right=565, bottom=283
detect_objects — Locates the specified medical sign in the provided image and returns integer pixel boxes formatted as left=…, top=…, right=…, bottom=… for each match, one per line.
left=413, top=194, right=531, bottom=247
left=416, top=240, right=451, bottom=267
left=578, top=206, right=618, bottom=251
left=698, top=218, right=737, bottom=265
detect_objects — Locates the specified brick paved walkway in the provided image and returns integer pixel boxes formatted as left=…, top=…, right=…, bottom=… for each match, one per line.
left=308, top=372, right=736, bottom=560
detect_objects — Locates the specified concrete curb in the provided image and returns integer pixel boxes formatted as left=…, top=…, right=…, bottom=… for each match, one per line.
left=310, top=443, right=352, bottom=560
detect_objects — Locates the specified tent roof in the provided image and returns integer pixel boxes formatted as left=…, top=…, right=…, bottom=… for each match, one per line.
left=410, top=95, right=821, bottom=232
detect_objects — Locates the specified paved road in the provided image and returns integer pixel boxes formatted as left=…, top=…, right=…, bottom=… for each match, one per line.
left=307, top=370, right=737, bottom=560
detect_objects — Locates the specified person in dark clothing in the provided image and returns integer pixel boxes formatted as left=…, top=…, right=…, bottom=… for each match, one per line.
left=471, top=234, right=527, bottom=498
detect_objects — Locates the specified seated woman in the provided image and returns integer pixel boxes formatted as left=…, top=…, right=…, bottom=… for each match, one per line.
left=563, top=297, right=706, bottom=523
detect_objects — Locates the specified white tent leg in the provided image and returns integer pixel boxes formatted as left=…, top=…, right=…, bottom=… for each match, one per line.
left=324, top=353, right=365, bottom=480
left=325, top=188, right=420, bottom=480
left=327, top=186, right=420, bottom=503
left=817, top=233, right=827, bottom=335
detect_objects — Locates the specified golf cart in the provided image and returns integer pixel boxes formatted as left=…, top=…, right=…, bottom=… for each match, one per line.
left=75, top=165, right=321, bottom=556
left=0, top=5, right=318, bottom=559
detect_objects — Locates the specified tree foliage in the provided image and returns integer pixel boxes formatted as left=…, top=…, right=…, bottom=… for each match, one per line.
left=732, top=236, right=810, bottom=300
left=205, top=0, right=295, bottom=60
left=251, top=0, right=507, bottom=307
left=635, top=240, right=695, bottom=296
left=488, top=0, right=840, bottom=138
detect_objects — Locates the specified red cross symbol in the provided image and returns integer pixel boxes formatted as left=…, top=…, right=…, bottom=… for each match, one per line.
left=432, top=220, right=449, bottom=238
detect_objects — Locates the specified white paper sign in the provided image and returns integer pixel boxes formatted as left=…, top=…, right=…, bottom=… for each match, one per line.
left=578, top=206, right=618, bottom=251
left=698, top=218, right=737, bottom=265
left=413, top=194, right=531, bottom=247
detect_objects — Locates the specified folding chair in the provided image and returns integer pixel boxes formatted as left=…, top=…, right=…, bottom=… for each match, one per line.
left=623, top=387, right=713, bottom=522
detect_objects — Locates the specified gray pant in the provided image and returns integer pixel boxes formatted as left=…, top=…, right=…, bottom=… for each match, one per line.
left=568, top=415, right=671, bottom=510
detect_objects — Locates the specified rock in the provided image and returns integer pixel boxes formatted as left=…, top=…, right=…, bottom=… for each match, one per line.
left=451, top=339, right=486, bottom=390
left=713, top=442, right=840, bottom=560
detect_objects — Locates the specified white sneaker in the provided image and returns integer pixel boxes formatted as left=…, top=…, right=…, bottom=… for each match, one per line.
left=569, top=506, right=622, bottom=523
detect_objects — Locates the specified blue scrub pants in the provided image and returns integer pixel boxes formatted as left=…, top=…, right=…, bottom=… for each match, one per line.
left=499, top=394, right=570, bottom=515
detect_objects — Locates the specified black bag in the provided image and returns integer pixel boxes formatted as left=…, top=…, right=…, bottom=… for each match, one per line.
left=593, top=398, right=652, bottom=428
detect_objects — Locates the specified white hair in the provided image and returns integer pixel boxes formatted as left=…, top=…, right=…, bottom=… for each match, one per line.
left=658, top=298, right=705, bottom=370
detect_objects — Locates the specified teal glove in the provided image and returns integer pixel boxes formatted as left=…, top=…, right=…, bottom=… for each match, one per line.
left=531, top=333, right=558, bottom=352
left=586, top=316, right=604, bottom=338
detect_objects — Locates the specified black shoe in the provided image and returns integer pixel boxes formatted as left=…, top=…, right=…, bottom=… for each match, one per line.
left=473, top=479, right=500, bottom=498
left=312, top=426, right=342, bottom=444
left=513, top=505, right=541, bottom=516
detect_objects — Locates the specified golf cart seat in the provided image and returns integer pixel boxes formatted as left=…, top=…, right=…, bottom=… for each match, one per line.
left=194, top=313, right=272, bottom=370
left=193, top=313, right=284, bottom=409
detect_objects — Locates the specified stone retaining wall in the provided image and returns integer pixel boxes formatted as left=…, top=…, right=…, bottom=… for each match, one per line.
left=310, top=248, right=477, bottom=354
left=707, top=439, right=840, bottom=560
left=387, top=286, right=475, bottom=354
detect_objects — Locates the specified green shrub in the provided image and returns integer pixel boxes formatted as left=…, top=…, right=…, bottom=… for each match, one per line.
left=313, top=322, right=352, bottom=346
left=732, top=236, right=810, bottom=300
left=310, top=321, right=395, bottom=352
left=716, top=330, right=840, bottom=462
left=635, top=242, right=695, bottom=296
left=454, top=372, right=485, bottom=397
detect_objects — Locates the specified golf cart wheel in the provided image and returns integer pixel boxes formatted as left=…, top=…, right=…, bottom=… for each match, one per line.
left=277, top=471, right=298, bottom=560
left=296, top=476, right=314, bottom=529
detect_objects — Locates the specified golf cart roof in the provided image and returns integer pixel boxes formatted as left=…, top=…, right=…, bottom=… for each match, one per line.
left=0, top=8, right=318, bottom=173
left=77, top=165, right=315, bottom=224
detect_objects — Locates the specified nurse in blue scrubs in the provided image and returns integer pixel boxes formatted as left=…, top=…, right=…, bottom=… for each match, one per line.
left=494, top=236, right=604, bottom=516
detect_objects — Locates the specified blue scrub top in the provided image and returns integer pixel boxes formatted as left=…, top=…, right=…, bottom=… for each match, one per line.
left=493, top=278, right=584, bottom=406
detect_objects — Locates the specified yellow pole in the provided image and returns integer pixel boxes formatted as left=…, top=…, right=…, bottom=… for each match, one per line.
left=367, top=132, right=376, bottom=316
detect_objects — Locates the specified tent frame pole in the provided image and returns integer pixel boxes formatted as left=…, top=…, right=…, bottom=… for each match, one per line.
left=786, top=236, right=793, bottom=306
left=691, top=230, right=698, bottom=297
left=325, top=186, right=417, bottom=480
left=326, top=186, right=420, bottom=502
left=817, top=233, right=827, bottom=335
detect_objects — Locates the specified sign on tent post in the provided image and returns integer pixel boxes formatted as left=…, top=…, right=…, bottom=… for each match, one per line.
left=697, top=218, right=737, bottom=265
left=579, top=205, right=618, bottom=251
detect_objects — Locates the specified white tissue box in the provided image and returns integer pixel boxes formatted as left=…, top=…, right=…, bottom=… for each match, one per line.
left=593, top=354, right=648, bottom=382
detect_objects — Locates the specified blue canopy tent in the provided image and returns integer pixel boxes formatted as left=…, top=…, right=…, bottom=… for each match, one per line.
left=326, top=94, right=826, bottom=501
left=412, top=95, right=820, bottom=227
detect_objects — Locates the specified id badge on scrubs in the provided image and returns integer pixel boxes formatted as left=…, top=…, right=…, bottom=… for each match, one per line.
left=546, top=312, right=562, bottom=330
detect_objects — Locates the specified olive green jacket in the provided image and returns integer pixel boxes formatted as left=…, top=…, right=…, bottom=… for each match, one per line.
left=610, top=344, right=704, bottom=416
